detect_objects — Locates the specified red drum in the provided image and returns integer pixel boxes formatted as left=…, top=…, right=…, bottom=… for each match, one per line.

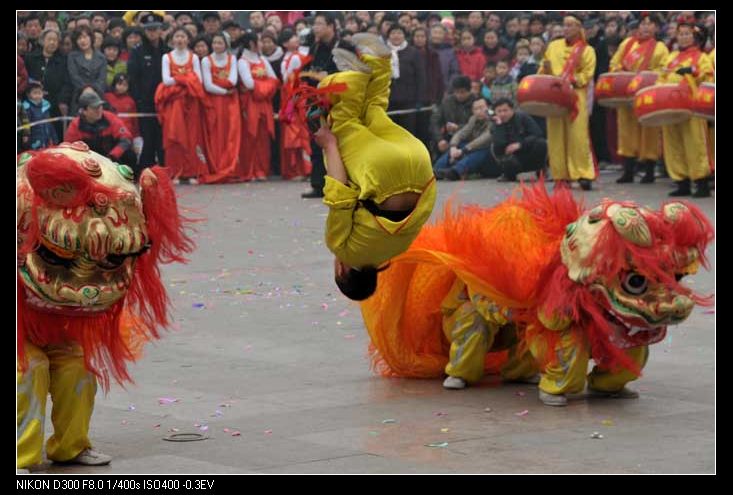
left=634, top=84, right=692, bottom=126
left=691, top=82, right=715, bottom=122
left=517, top=75, right=575, bottom=117
left=625, top=71, right=659, bottom=97
left=595, top=72, right=635, bottom=107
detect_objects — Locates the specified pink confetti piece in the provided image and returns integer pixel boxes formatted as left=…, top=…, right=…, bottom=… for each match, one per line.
left=231, top=431, right=241, bottom=437
left=199, top=425, right=209, bottom=432
left=343, top=334, right=356, bottom=339
left=153, top=424, right=161, bottom=428
left=223, top=428, right=230, bottom=433
left=703, top=309, right=715, bottom=314
left=515, top=409, right=529, bottom=417
left=121, top=420, right=128, bottom=425
left=264, top=429, right=273, bottom=435
left=247, top=250, right=254, bottom=255
left=433, top=411, right=447, bottom=417
left=321, top=303, right=329, bottom=310
left=338, top=310, right=350, bottom=317
left=158, top=397, right=179, bottom=405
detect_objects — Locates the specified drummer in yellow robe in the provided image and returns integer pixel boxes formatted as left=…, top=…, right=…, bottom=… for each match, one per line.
left=658, top=16, right=714, bottom=197
left=312, top=33, right=437, bottom=301
left=612, top=12, right=669, bottom=184
left=537, top=13, right=596, bottom=190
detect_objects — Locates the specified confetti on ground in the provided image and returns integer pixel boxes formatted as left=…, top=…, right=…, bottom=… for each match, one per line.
left=336, top=321, right=342, bottom=325
left=168, top=428, right=179, bottom=433
left=601, top=419, right=614, bottom=426
left=433, top=411, right=447, bottom=417
left=484, top=408, right=493, bottom=413
left=426, top=442, right=449, bottom=448
left=231, top=431, right=241, bottom=437
left=264, top=429, right=273, bottom=435
left=128, top=405, right=136, bottom=411
left=158, top=397, right=180, bottom=405
left=153, top=424, right=161, bottom=428
left=247, top=250, right=254, bottom=255
left=591, top=432, right=604, bottom=439
left=121, top=420, right=128, bottom=425
left=382, top=419, right=397, bottom=424
left=702, top=309, right=715, bottom=314
left=344, top=334, right=356, bottom=339
left=338, top=310, right=350, bottom=317
left=441, top=428, right=450, bottom=433
left=192, top=303, right=206, bottom=309
left=199, top=425, right=209, bottom=432
left=321, top=303, right=329, bottom=310
left=515, top=409, right=529, bottom=417
left=223, top=428, right=230, bottom=433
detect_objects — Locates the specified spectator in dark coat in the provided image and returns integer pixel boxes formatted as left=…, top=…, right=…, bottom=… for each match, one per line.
left=430, top=24, right=461, bottom=88
left=386, top=25, right=425, bottom=137
left=24, top=29, right=72, bottom=140
left=481, top=29, right=511, bottom=64
left=430, top=75, right=476, bottom=156
left=67, top=26, right=107, bottom=113
left=491, top=97, right=547, bottom=181
left=23, top=80, right=59, bottom=150
left=411, top=27, right=444, bottom=148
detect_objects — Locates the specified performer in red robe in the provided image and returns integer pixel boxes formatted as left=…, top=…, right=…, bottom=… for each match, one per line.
left=279, top=32, right=312, bottom=181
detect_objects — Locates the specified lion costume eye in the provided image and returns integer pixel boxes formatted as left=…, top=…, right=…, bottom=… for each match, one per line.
left=622, top=272, right=648, bottom=295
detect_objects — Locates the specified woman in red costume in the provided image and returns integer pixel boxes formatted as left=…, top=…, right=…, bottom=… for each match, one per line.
left=154, top=27, right=209, bottom=184
left=199, top=32, right=242, bottom=184
left=278, top=30, right=312, bottom=181
left=236, top=32, right=280, bottom=182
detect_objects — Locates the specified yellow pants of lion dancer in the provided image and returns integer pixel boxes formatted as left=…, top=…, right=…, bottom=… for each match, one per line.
left=546, top=88, right=595, bottom=181
left=662, top=117, right=712, bottom=181
left=441, top=283, right=538, bottom=383
left=17, top=341, right=96, bottom=468
left=528, top=329, right=648, bottom=395
left=617, top=106, right=662, bottom=160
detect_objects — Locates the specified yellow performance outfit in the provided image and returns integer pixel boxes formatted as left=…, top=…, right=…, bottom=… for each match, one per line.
left=611, top=36, right=669, bottom=161
left=441, top=280, right=537, bottom=384
left=538, top=38, right=596, bottom=182
left=319, top=54, right=437, bottom=268
left=658, top=47, right=714, bottom=188
left=17, top=343, right=97, bottom=468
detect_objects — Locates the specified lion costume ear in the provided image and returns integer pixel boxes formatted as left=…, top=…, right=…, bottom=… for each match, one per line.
left=139, top=166, right=194, bottom=264
left=25, top=151, right=96, bottom=208
left=661, top=201, right=714, bottom=269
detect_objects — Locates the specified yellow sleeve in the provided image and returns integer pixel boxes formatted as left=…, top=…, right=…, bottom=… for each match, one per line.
left=573, top=45, right=596, bottom=88
left=696, top=53, right=714, bottom=83
left=323, top=176, right=359, bottom=259
left=649, top=42, right=670, bottom=71
left=610, top=38, right=631, bottom=72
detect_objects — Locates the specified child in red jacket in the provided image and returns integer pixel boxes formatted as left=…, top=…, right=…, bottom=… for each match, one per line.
left=104, top=73, right=142, bottom=157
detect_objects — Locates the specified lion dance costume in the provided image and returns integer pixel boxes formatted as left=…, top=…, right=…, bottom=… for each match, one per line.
left=361, top=182, right=713, bottom=403
left=17, top=142, right=193, bottom=468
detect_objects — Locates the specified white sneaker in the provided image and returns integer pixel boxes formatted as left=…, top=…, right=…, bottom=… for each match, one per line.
left=539, top=390, right=568, bottom=406
left=67, top=448, right=112, bottom=466
left=587, top=386, right=640, bottom=399
left=443, top=376, right=467, bottom=389
left=352, top=33, right=392, bottom=58
left=332, top=48, right=372, bottom=74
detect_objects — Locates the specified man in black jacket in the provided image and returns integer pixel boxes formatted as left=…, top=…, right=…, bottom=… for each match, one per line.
left=491, top=98, right=547, bottom=182
left=127, top=12, right=167, bottom=174
left=301, top=12, right=339, bottom=199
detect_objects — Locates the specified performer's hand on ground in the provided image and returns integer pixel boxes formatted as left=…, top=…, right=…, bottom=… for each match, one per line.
left=314, top=126, right=338, bottom=149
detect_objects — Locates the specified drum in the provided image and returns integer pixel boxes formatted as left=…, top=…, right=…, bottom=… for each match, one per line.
left=625, top=71, right=659, bottom=97
left=517, top=75, right=575, bottom=117
left=595, top=72, right=635, bottom=107
left=633, top=84, right=692, bottom=126
left=691, top=82, right=715, bottom=122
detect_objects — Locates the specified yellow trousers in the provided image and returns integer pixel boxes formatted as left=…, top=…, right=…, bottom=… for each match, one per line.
left=528, top=329, right=648, bottom=395
left=441, top=285, right=538, bottom=383
left=662, top=117, right=712, bottom=181
left=617, top=105, right=662, bottom=160
left=17, top=341, right=96, bottom=468
left=320, top=55, right=433, bottom=202
left=546, top=87, right=596, bottom=181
